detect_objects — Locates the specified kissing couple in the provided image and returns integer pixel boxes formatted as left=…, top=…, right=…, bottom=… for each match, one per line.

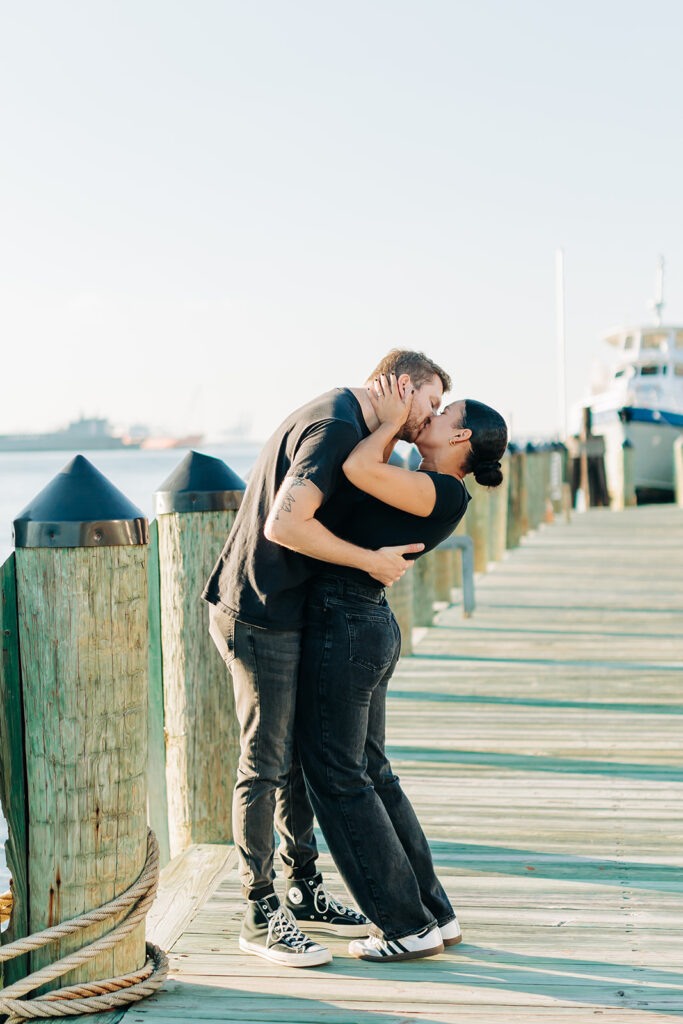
left=203, top=348, right=507, bottom=966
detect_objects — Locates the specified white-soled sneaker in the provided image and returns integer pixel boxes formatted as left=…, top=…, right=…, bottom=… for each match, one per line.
left=348, top=924, right=444, bottom=962
left=239, top=893, right=332, bottom=967
left=286, top=874, right=369, bottom=938
left=440, top=916, right=462, bottom=946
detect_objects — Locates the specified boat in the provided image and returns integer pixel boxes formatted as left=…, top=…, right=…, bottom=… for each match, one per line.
left=0, top=417, right=141, bottom=453
left=138, top=434, right=204, bottom=450
left=576, top=258, right=683, bottom=503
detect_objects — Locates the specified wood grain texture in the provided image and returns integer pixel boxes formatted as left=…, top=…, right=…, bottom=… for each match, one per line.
left=157, top=510, right=240, bottom=858
left=15, top=545, right=148, bottom=987
left=147, top=519, right=170, bottom=868
left=488, top=453, right=510, bottom=562
left=465, top=479, right=491, bottom=572
left=433, top=548, right=454, bottom=602
left=131, top=504, right=683, bottom=1023
left=0, top=553, right=29, bottom=984
left=146, top=843, right=236, bottom=952
left=387, top=569, right=413, bottom=655
left=412, top=549, right=437, bottom=626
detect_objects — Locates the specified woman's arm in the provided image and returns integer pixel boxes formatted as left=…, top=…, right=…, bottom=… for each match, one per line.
left=343, top=375, right=437, bottom=517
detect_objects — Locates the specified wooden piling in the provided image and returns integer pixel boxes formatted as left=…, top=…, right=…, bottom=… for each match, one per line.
left=487, top=453, right=510, bottom=562
left=0, top=553, right=28, bottom=984
left=154, top=452, right=245, bottom=860
left=611, top=439, right=637, bottom=510
left=412, top=550, right=437, bottom=626
left=465, top=479, right=491, bottom=572
left=10, top=455, right=149, bottom=987
left=674, top=436, right=683, bottom=508
left=433, top=547, right=454, bottom=602
left=387, top=571, right=413, bottom=656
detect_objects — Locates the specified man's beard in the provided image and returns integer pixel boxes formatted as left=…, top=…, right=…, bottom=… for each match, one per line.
left=397, top=414, right=428, bottom=443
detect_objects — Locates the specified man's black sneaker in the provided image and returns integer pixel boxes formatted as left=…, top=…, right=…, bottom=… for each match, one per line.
left=285, top=874, right=369, bottom=937
left=238, top=893, right=332, bottom=967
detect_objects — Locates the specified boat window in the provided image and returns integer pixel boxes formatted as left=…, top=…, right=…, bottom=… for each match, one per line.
left=623, top=335, right=634, bottom=350
left=640, top=365, right=659, bottom=375
left=641, top=332, right=668, bottom=349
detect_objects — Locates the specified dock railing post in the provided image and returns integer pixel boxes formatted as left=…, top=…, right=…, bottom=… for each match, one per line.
left=612, top=439, right=636, bottom=510
left=675, top=436, right=683, bottom=508
left=0, top=552, right=28, bottom=984
left=387, top=572, right=414, bottom=656
left=488, top=453, right=510, bottom=562
left=9, top=455, right=150, bottom=988
left=435, top=535, right=476, bottom=616
left=465, top=479, right=491, bottom=572
left=412, top=550, right=437, bottom=626
left=506, top=447, right=522, bottom=549
left=154, top=451, right=245, bottom=860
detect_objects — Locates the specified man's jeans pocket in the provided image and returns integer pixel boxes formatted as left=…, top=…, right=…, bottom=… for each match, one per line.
left=209, top=604, right=237, bottom=670
left=345, top=610, right=399, bottom=673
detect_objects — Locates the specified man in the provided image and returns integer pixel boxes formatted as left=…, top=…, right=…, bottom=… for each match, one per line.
left=203, top=349, right=451, bottom=967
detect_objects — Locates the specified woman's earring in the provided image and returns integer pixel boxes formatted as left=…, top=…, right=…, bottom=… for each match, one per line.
left=449, top=437, right=457, bottom=447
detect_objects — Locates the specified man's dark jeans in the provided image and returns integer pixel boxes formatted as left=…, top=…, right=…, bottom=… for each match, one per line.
left=209, top=604, right=318, bottom=899
left=296, top=574, right=454, bottom=941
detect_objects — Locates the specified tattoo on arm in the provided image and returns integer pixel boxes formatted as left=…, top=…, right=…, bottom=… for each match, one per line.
left=274, top=478, right=309, bottom=519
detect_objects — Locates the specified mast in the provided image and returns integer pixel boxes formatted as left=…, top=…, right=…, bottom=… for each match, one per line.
left=555, top=248, right=568, bottom=440
left=650, top=254, right=665, bottom=326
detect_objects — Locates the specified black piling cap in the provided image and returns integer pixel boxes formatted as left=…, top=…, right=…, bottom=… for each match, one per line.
left=154, top=450, right=246, bottom=514
left=13, top=455, right=149, bottom=549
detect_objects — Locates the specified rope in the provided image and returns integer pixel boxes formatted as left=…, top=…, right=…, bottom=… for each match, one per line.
left=0, top=891, right=13, bottom=924
left=0, top=829, right=168, bottom=1022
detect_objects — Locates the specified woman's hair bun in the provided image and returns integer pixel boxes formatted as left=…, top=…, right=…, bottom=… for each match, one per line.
left=473, top=459, right=503, bottom=488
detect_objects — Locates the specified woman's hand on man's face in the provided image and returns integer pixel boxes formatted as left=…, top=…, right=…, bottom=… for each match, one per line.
left=367, top=373, right=414, bottom=429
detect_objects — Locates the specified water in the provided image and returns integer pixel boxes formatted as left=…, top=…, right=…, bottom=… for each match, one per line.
left=0, top=443, right=262, bottom=893
left=0, top=443, right=262, bottom=562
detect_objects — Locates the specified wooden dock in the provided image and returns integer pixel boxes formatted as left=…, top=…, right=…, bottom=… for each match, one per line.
left=136, top=504, right=683, bottom=1024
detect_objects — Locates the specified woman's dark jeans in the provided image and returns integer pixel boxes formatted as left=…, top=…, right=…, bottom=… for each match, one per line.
left=296, top=574, right=454, bottom=941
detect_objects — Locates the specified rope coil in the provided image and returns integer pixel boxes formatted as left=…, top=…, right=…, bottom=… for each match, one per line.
left=0, top=829, right=168, bottom=1022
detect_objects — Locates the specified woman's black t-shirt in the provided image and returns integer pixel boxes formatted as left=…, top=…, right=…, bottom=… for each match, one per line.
left=329, top=470, right=470, bottom=589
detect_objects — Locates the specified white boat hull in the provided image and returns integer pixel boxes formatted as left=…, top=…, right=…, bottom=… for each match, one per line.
left=589, top=408, right=683, bottom=500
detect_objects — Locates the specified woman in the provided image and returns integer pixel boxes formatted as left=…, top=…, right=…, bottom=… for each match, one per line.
left=293, top=375, right=508, bottom=962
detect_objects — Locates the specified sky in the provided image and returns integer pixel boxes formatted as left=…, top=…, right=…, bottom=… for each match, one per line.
left=2, top=0, right=683, bottom=442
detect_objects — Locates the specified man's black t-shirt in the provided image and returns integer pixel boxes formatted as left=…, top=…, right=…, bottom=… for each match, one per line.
left=329, top=471, right=470, bottom=589
left=202, top=388, right=369, bottom=629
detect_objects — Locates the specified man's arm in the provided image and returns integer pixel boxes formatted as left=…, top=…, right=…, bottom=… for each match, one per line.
left=264, top=475, right=423, bottom=586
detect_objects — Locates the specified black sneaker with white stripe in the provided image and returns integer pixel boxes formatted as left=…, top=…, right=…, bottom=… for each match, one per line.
left=286, top=874, right=369, bottom=937
left=348, top=924, right=444, bottom=962
left=239, top=893, right=332, bottom=967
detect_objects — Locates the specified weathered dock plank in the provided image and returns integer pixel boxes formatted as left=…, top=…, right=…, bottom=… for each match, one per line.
left=136, top=505, right=683, bottom=1023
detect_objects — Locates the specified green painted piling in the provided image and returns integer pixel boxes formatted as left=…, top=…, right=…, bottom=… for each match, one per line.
left=154, top=453, right=245, bottom=859
left=147, top=519, right=171, bottom=869
left=0, top=554, right=28, bottom=985
left=12, top=456, right=149, bottom=988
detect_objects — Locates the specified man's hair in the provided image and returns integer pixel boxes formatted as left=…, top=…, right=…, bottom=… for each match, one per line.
left=366, top=349, right=451, bottom=394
